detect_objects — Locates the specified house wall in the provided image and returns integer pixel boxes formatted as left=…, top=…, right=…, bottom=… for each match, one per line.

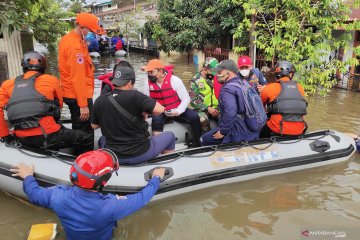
left=0, top=30, right=33, bottom=79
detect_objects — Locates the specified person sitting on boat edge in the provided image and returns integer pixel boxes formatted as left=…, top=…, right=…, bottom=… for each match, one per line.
left=189, top=57, right=220, bottom=133
left=10, top=150, right=166, bottom=240
left=200, top=60, right=260, bottom=146
left=237, top=55, right=267, bottom=93
left=260, top=61, right=307, bottom=138
left=91, top=65, right=175, bottom=165
left=98, top=60, right=134, bottom=95
left=144, top=59, right=201, bottom=147
left=0, top=51, right=93, bottom=154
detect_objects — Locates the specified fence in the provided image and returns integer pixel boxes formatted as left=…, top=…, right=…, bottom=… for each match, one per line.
left=334, top=71, right=360, bottom=91
left=0, top=30, right=33, bottom=78
left=204, top=48, right=230, bottom=62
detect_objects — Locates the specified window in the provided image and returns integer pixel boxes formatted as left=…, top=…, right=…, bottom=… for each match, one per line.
left=356, top=31, right=360, bottom=42
left=108, top=4, right=111, bottom=8
left=0, top=32, right=3, bottom=39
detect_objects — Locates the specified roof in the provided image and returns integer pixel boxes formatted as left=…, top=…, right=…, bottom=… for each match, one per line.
left=95, top=2, right=155, bottom=17
left=348, top=8, right=360, bottom=21
left=84, top=0, right=112, bottom=7
left=95, top=4, right=135, bottom=17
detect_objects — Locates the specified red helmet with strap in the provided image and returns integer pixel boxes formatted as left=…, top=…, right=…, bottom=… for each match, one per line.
left=70, top=149, right=119, bottom=191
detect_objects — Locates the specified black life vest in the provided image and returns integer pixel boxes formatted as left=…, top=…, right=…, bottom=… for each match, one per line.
left=267, top=81, right=307, bottom=122
left=6, top=73, right=60, bottom=130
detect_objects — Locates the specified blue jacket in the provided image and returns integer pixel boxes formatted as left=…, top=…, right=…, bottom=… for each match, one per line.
left=88, top=39, right=99, bottom=52
left=111, top=37, right=119, bottom=45
left=239, top=68, right=267, bottom=90
left=23, top=176, right=160, bottom=240
left=218, top=77, right=259, bottom=143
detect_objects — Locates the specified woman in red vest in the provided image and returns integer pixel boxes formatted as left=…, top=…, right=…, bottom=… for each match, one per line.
left=144, top=59, right=201, bottom=147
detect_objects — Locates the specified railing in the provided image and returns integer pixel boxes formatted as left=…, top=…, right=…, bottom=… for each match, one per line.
left=334, top=70, right=357, bottom=90
left=255, top=57, right=276, bottom=82
left=204, top=48, right=230, bottom=62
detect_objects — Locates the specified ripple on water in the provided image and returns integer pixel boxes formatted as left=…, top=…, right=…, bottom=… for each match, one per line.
left=2, top=48, right=360, bottom=239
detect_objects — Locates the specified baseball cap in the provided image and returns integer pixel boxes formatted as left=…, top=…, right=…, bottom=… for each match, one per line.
left=76, top=13, right=105, bottom=35
left=213, top=60, right=239, bottom=73
left=238, top=56, right=253, bottom=68
left=144, top=59, right=165, bottom=72
left=111, top=66, right=136, bottom=87
left=203, top=57, right=219, bottom=74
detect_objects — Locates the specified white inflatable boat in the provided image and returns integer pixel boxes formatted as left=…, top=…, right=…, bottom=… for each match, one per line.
left=0, top=124, right=356, bottom=201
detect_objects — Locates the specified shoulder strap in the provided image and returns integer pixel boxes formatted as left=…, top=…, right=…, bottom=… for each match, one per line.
left=106, top=93, right=149, bottom=134
left=14, top=73, right=42, bottom=84
left=107, top=93, right=143, bottom=124
left=252, top=68, right=260, bottom=77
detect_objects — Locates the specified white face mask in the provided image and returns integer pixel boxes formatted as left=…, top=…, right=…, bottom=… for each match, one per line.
left=239, top=69, right=251, bottom=77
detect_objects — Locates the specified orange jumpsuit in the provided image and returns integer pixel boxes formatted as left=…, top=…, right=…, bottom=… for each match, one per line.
left=58, top=30, right=94, bottom=107
left=0, top=71, right=63, bottom=138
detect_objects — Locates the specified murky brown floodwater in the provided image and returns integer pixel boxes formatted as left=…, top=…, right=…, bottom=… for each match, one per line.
left=1, top=50, right=359, bottom=240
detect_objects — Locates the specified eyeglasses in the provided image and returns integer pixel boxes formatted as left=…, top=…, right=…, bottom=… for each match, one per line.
left=217, top=71, right=229, bottom=78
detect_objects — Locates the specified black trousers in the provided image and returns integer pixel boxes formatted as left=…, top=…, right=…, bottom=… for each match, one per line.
left=63, top=98, right=94, bottom=153
left=260, top=124, right=304, bottom=139
left=17, top=126, right=93, bottom=156
left=152, top=108, right=201, bottom=147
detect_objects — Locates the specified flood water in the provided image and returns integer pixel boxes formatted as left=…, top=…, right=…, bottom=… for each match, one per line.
left=1, top=51, right=360, bottom=240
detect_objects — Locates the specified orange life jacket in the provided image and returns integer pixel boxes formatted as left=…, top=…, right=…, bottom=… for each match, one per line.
left=148, top=66, right=181, bottom=110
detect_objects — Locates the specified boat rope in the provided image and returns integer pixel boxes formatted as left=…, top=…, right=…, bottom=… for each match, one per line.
left=6, top=141, right=74, bottom=165
left=6, top=130, right=332, bottom=167
left=121, top=145, right=220, bottom=167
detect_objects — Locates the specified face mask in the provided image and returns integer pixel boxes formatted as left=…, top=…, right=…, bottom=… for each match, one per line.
left=148, top=74, right=158, bottom=83
left=205, top=73, right=214, bottom=80
left=239, top=69, right=251, bottom=77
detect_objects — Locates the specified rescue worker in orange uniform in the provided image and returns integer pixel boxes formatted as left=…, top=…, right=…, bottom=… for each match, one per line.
left=260, top=61, right=307, bottom=137
left=58, top=12, right=105, bottom=154
left=0, top=51, right=92, bottom=153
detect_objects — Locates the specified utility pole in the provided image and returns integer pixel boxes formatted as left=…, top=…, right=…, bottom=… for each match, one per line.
left=249, top=13, right=257, bottom=65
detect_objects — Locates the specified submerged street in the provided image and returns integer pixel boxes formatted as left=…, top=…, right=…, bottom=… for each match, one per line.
left=0, top=52, right=359, bottom=239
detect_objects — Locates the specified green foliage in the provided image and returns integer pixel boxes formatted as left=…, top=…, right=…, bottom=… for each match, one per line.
left=0, top=0, right=28, bottom=34
left=233, top=0, right=360, bottom=94
left=144, top=0, right=244, bottom=53
left=68, top=0, right=84, bottom=14
left=113, top=8, right=144, bottom=54
left=0, top=0, right=68, bottom=47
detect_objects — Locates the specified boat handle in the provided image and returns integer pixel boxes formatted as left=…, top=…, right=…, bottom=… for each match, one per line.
left=144, top=167, right=173, bottom=182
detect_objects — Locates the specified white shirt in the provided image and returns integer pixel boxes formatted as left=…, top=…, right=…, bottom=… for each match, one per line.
left=144, top=74, right=190, bottom=115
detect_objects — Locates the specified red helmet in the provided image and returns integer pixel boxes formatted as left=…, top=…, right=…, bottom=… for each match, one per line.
left=237, top=56, right=253, bottom=68
left=70, top=149, right=119, bottom=191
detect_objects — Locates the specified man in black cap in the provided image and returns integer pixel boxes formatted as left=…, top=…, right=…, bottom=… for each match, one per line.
left=200, top=60, right=260, bottom=146
left=91, top=65, right=175, bottom=164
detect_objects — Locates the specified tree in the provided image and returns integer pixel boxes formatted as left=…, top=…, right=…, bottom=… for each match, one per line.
left=0, top=0, right=69, bottom=48
left=68, top=0, right=84, bottom=13
left=113, top=7, right=143, bottom=56
left=233, top=0, right=360, bottom=94
left=144, top=0, right=244, bottom=57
